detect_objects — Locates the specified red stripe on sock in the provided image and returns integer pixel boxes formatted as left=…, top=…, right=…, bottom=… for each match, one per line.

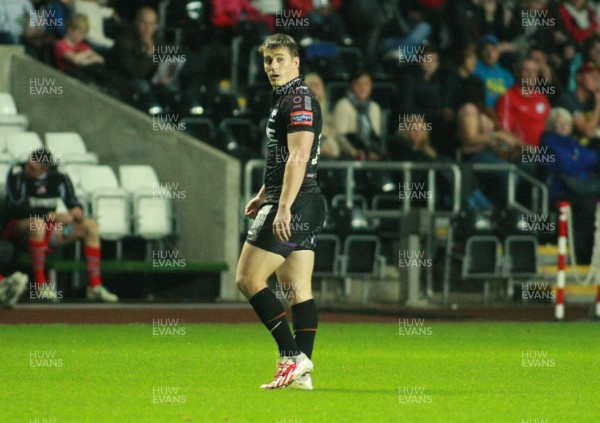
left=266, top=311, right=286, bottom=324
left=29, top=239, right=48, bottom=287
left=84, top=245, right=102, bottom=287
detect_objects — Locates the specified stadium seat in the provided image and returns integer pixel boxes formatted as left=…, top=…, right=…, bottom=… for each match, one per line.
left=337, top=47, right=364, bottom=79
left=45, top=132, right=99, bottom=165
left=371, top=82, right=398, bottom=110
left=119, top=165, right=174, bottom=245
left=119, top=165, right=173, bottom=252
left=181, top=117, right=217, bottom=146
left=339, top=234, right=385, bottom=303
left=132, top=195, right=173, bottom=241
left=246, top=84, right=272, bottom=124
left=462, top=235, right=502, bottom=304
left=78, top=165, right=131, bottom=247
left=0, top=161, right=11, bottom=197
left=0, top=92, right=29, bottom=133
left=314, top=234, right=341, bottom=303
left=502, top=235, right=538, bottom=299
left=59, top=163, right=90, bottom=209
left=325, top=81, right=348, bottom=110
left=118, top=165, right=160, bottom=192
left=502, top=235, right=538, bottom=277
left=3, top=132, right=44, bottom=161
left=0, top=92, right=18, bottom=115
left=219, top=118, right=261, bottom=155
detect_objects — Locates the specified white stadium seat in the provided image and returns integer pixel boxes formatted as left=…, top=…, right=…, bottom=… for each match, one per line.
left=119, top=165, right=173, bottom=240
left=133, top=195, right=172, bottom=240
left=3, top=132, right=43, bottom=161
left=0, top=93, right=29, bottom=132
left=0, top=162, right=12, bottom=197
left=118, top=165, right=160, bottom=192
left=45, top=132, right=99, bottom=165
left=77, top=165, right=130, bottom=241
left=0, top=92, right=18, bottom=116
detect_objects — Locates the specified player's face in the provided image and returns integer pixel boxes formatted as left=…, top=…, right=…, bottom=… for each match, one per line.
left=24, top=161, right=49, bottom=179
left=263, top=47, right=299, bottom=88
left=351, top=74, right=372, bottom=102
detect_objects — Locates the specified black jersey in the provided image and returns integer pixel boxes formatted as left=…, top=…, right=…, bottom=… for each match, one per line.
left=3, top=163, right=82, bottom=225
left=263, top=76, right=322, bottom=204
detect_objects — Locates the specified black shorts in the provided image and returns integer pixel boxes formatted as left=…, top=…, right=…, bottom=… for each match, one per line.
left=246, top=192, right=326, bottom=258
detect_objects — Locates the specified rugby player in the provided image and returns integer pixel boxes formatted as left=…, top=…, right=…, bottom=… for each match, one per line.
left=2, top=149, right=118, bottom=302
left=236, top=33, right=326, bottom=390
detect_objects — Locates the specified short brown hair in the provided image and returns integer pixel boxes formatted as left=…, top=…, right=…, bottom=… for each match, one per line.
left=67, top=14, right=90, bottom=33
left=258, top=33, right=299, bottom=58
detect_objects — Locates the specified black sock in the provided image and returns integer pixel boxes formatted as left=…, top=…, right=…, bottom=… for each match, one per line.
left=291, top=299, right=318, bottom=359
left=249, top=288, right=300, bottom=357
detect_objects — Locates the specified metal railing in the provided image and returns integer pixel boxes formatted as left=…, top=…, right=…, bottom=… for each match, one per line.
left=469, top=163, right=548, bottom=215
left=244, top=160, right=463, bottom=217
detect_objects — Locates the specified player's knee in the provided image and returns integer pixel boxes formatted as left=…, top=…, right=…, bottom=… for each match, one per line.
left=83, top=218, right=98, bottom=234
left=236, top=274, right=263, bottom=298
left=235, top=274, right=250, bottom=292
left=27, top=218, right=46, bottom=238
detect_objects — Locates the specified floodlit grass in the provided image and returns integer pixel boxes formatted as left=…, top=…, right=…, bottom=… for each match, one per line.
left=1, top=322, right=599, bottom=422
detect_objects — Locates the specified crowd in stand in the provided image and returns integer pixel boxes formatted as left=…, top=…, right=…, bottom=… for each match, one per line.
left=3, top=0, right=600, bottom=262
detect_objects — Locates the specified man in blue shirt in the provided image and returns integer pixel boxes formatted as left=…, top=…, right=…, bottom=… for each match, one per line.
left=473, top=34, right=514, bottom=108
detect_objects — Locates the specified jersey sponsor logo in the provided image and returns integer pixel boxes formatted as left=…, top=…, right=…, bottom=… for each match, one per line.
left=290, top=110, right=313, bottom=126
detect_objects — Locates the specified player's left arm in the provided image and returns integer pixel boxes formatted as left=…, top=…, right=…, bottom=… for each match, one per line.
left=273, top=131, right=313, bottom=242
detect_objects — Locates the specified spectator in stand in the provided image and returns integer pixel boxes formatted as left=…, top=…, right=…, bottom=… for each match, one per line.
left=443, top=44, right=479, bottom=115
left=54, top=14, right=106, bottom=81
left=555, top=62, right=600, bottom=144
left=210, top=0, right=274, bottom=33
left=441, top=43, right=480, bottom=158
left=304, top=73, right=360, bottom=160
left=333, top=70, right=394, bottom=193
left=0, top=0, right=36, bottom=44
left=528, top=46, right=563, bottom=103
left=74, top=0, right=118, bottom=55
left=389, top=114, right=491, bottom=212
left=286, top=0, right=352, bottom=46
left=566, top=34, right=600, bottom=91
left=111, top=6, right=170, bottom=113
left=397, top=46, right=451, bottom=157
left=44, top=0, right=74, bottom=39
left=458, top=77, right=522, bottom=208
left=540, top=107, right=600, bottom=262
left=332, top=70, right=383, bottom=161
left=511, top=0, right=564, bottom=56
left=496, top=57, right=552, bottom=147
left=445, top=0, right=484, bottom=50
left=378, top=1, right=432, bottom=62
left=473, top=34, right=515, bottom=108
left=479, top=0, right=515, bottom=45
left=557, top=0, right=599, bottom=45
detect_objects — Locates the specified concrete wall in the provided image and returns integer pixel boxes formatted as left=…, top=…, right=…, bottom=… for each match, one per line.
left=2, top=49, right=241, bottom=299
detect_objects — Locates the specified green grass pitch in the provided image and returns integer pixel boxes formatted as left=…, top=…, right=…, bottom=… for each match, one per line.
left=2, top=322, right=599, bottom=422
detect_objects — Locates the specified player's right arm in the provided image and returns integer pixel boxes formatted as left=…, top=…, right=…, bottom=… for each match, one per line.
left=245, top=185, right=266, bottom=219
